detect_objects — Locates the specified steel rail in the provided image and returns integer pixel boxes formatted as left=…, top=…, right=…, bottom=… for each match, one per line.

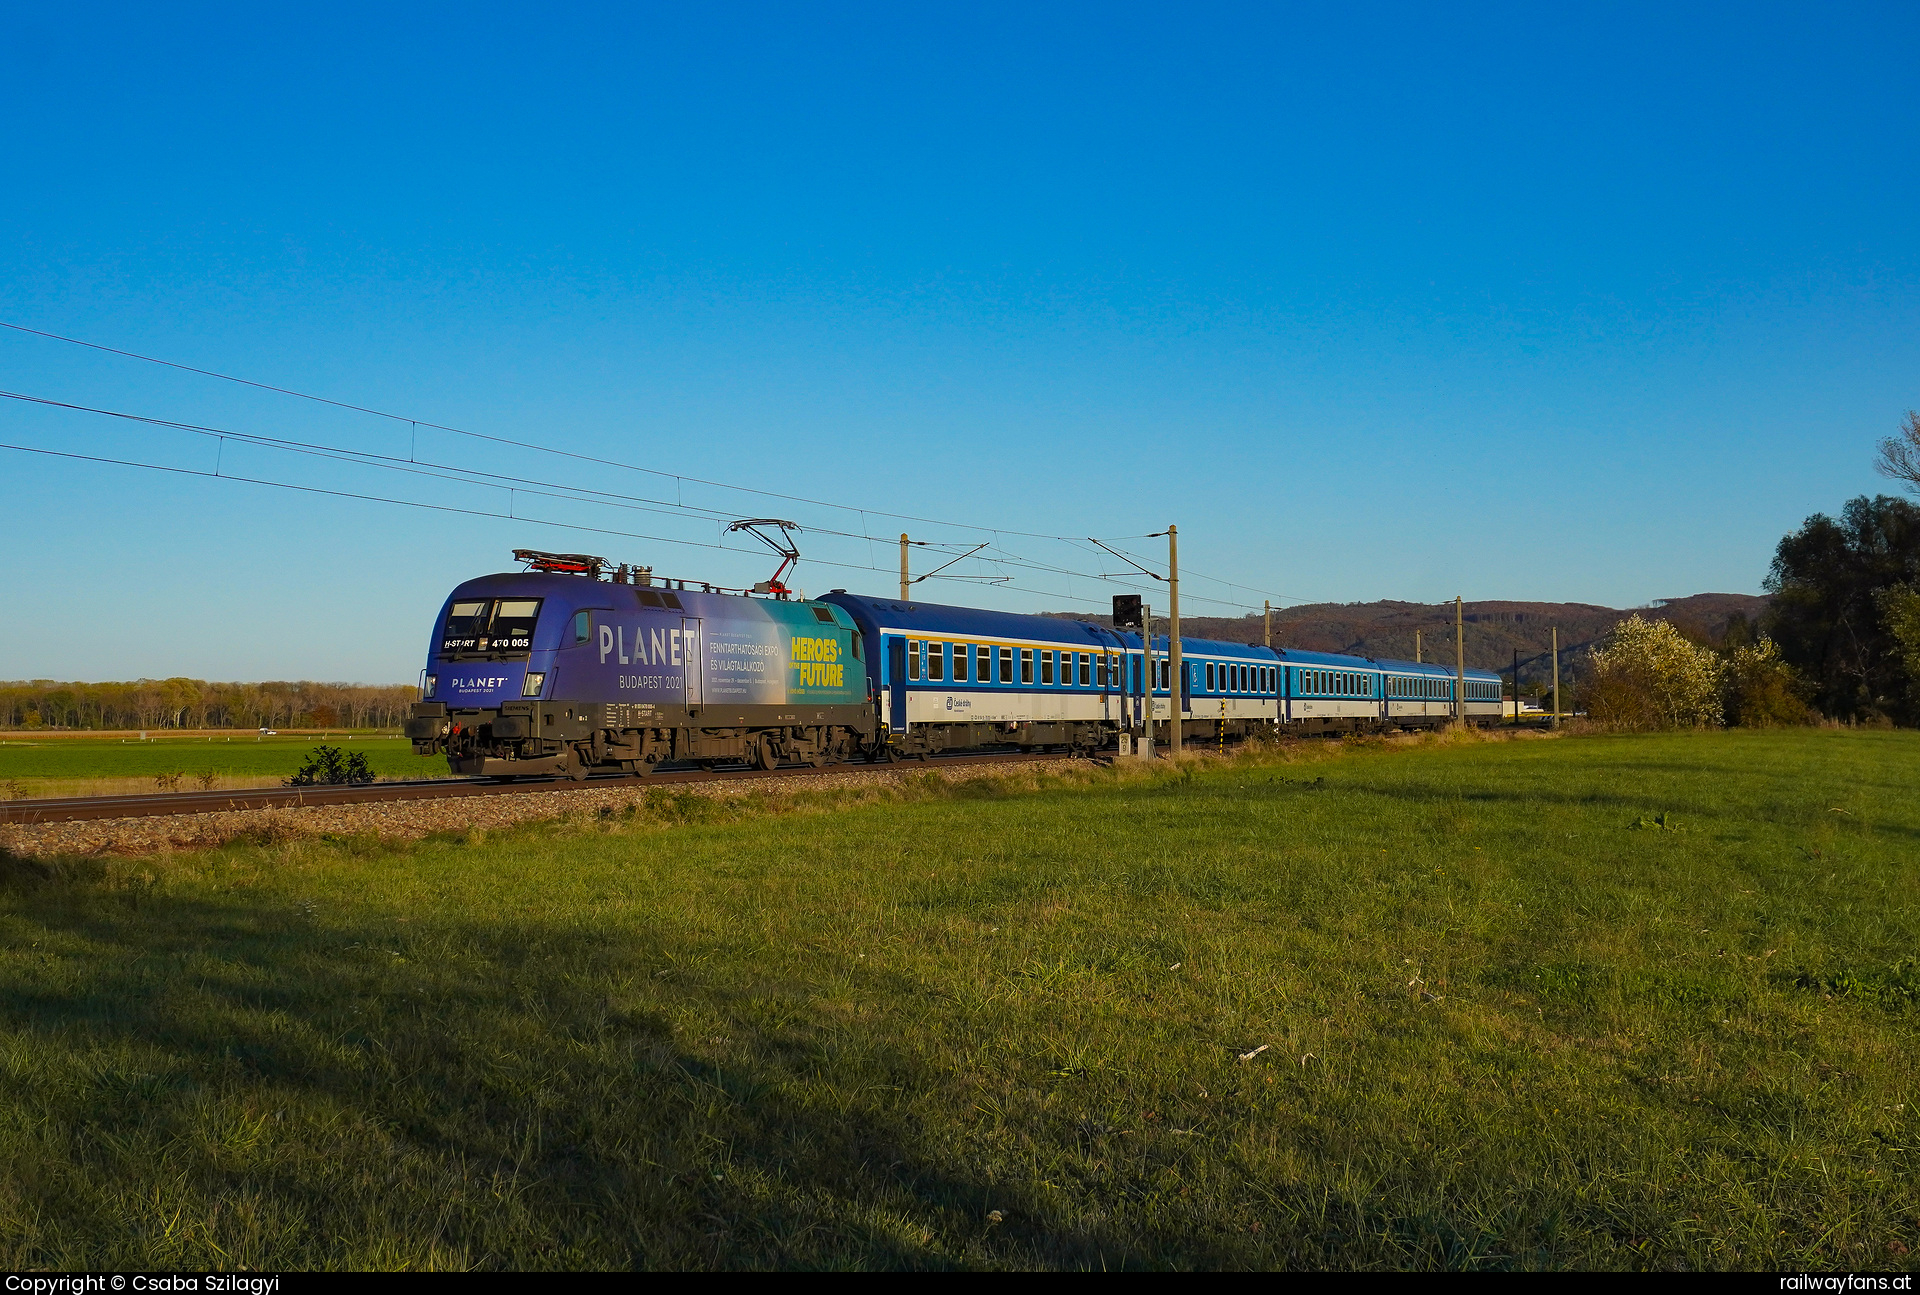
left=0, top=750, right=1086, bottom=826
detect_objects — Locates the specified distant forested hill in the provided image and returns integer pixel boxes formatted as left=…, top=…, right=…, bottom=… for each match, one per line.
left=1047, top=593, right=1769, bottom=693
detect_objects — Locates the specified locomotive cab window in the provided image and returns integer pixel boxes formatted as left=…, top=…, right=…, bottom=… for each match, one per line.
left=443, top=600, right=489, bottom=646
left=811, top=606, right=835, bottom=622
left=572, top=611, right=590, bottom=643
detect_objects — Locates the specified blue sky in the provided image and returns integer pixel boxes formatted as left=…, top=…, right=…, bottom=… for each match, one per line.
left=3, top=2, right=1916, bottom=682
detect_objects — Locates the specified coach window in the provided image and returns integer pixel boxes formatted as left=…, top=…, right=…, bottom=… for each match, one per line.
left=999, top=648, right=1014, bottom=684
left=929, top=642, right=945, bottom=682
left=908, top=641, right=921, bottom=681
left=1021, top=648, right=1034, bottom=684
left=952, top=644, right=967, bottom=682
left=1205, top=662, right=1214, bottom=691
left=1077, top=653, right=1090, bottom=687
left=975, top=645, right=990, bottom=683
left=1037, top=650, right=1051, bottom=685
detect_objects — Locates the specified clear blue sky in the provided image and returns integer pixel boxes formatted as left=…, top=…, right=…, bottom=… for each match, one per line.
left=3, top=3, right=1917, bottom=682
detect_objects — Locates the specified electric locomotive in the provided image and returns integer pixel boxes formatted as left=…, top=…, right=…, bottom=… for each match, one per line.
left=405, top=551, right=875, bottom=777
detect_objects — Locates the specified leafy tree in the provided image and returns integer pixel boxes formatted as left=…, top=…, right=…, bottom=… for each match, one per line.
left=286, top=745, right=375, bottom=787
left=1874, top=583, right=1920, bottom=706
left=1765, top=495, right=1920, bottom=723
left=1587, top=615, right=1725, bottom=729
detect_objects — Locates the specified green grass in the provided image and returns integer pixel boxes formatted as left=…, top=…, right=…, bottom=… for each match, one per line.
left=1, top=729, right=1916, bottom=1270
left=0, top=734, right=443, bottom=791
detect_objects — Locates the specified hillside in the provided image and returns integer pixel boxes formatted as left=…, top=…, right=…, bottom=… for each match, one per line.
left=1049, top=593, right=1769, bottom=692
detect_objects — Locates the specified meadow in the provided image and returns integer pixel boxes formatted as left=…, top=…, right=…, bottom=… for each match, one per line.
left=0, top=733, right=444, bottom=797
left=0, top=729, right=1914, bottom=1270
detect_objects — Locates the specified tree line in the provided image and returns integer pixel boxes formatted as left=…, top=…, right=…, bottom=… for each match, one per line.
left=0, top=679, right=418, bottom=731
left=1588, top=412, right=1920, bottom=729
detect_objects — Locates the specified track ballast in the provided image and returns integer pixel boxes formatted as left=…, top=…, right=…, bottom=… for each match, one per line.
left=0, top=749, right=1087, bottom=826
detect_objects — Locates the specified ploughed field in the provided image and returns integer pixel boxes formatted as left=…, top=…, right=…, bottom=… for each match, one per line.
left=0, top=729, right=1914, bottom=1270
left=0, top=733, right=444, bottom=798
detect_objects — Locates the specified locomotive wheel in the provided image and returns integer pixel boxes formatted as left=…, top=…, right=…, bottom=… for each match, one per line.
left=755, top=740, right=779, bottom=772
left=566, top=753, right=592, bottom=781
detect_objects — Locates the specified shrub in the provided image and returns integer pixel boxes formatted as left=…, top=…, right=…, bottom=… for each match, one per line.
left=287, top=745, right=375, bottom=787
left=1725, top=638, right=1817, bottom=728
left=1587, top=615, right=1725, bottom=730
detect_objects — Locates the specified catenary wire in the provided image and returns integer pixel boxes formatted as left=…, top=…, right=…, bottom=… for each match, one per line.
left=0, top=387, right=1277, bottom=614
left=1, top=318, right=1312, bottom=609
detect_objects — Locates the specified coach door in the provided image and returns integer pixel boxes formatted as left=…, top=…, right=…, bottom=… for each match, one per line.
left=887, top=636, right=908, bottom=731
left=682, top=618, right=703, bottom=707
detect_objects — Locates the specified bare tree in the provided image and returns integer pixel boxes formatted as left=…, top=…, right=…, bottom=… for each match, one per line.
left=1876, top=410, right=1920, bottom=492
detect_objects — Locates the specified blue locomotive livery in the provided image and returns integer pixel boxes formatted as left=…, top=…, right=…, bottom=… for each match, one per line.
left=405, top=552, right=872, bottom=778
left=407, top=550, right=1505, bottom=777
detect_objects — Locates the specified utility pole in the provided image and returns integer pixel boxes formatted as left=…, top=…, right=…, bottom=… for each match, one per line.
left=1454, top=596, right=1465, bottom=727
left=1168, top=525, right=1182, bottom=755
left=1263, top=600, right=1271, bottom=648
left=1415, top=629, right=1422, bottom=664
left=1142, top=604, right=1155, bottom=758
left=1513, top=647, right=1520, bottom=724
left=899, top=534, right=909, bottom=601
left=1551, top=627, right=1560, bottom=729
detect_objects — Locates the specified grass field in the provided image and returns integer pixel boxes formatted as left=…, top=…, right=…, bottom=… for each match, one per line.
left=1, top=729, right=1915, bottom=1270
left=0, top=734, right=444, bottom=797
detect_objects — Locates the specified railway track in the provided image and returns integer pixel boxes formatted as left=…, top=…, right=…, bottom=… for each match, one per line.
left=0, top=749, right=1087, bottom=826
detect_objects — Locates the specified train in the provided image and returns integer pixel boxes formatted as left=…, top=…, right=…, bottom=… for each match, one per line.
left=404, top=550, right=1505, bottom=777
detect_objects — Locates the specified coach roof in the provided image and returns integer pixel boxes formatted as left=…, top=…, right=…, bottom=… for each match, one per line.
left=822, top=592, right=1130, bottom=647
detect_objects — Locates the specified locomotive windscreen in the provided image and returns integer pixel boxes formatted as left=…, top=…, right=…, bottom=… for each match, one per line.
left=441, top=598, right=543, bottom=655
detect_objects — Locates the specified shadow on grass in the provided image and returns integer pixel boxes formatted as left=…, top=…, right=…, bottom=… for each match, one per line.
left=0, top=871, right=1230, bottom=1270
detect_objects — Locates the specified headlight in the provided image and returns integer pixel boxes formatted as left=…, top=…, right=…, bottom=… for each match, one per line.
left=424, top=675, right=437, bottom=699
left=522, top=672, right=546, bottom=697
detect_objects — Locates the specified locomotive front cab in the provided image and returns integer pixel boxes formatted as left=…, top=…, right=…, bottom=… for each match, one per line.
left=406, top=581, right=564, bottom=765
